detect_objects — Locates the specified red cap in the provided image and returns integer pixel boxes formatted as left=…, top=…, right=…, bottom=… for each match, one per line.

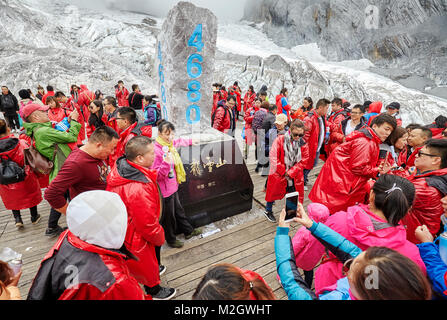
left=20, top=103, right=48, bottom=119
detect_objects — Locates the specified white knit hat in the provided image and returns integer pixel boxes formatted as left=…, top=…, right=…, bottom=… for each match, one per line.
left=67, top=190, right=128, bottom=250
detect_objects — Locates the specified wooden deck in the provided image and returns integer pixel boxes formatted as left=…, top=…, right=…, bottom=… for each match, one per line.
left=0, top=134, right=323, bottom=300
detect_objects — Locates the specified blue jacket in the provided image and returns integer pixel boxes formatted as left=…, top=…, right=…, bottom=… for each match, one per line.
left=417, top=242, right=447, bottom=298
left=275, top=222, right=362, bottom=300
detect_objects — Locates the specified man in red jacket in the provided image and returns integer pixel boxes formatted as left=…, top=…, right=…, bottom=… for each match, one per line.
left=303, top=98, right=330, bottom=189
left=103, top=96, right=120, bottom=134
left=394, top=139, right=447, bottom=243
left=309, top=114, right=397, bottom=214
left=107, top=136, right=176, bottom=300
left=212, top=95, right=236, bottom=136
left=109, top=107, right=152, bottom=167
left=41, top=85, right=55, bottom=105
left=28, top=190, right=146, bottom=300
left=116, top=80, right=130, bottom=107
left=54, top=91, right=86, bottom=144
left=399, top=126, right=432, bottom=168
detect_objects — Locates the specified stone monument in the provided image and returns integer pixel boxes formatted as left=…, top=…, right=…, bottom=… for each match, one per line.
left=156, top=2, right=253, bottom=228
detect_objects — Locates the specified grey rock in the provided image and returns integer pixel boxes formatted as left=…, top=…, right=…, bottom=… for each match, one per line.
left=156, top=1, right=217, bottom=135
left=243, top=0, right=447, bottom=87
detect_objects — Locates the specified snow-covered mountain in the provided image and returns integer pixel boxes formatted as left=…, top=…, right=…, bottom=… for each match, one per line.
left=1, top=0, right=446, bottom=126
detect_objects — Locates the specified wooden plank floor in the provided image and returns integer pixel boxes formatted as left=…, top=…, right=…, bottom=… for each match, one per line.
left=0, top=132, right=323, bottom=300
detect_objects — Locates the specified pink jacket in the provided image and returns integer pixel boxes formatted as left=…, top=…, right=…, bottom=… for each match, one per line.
left=292, top=203, right=330, bottom=271
left=151, top=138, right=192, bottom=198
left=312, top=203, right=427, bottom=296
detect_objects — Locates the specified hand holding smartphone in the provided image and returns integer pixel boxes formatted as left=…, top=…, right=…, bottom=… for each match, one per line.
left=284, top=191, right=299, bottom=222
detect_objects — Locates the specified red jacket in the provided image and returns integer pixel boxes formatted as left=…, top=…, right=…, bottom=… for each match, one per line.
left=109, top=122, right=152, bottom=168
left=0, top=136, right=42, bottom=210
left=327, top=117, right=367, bottom=155
left=395, top=168, right=447, bottom=244
left=212, top=93, right=221, bottom=116
left=231, top=87, right=242, bottom=112
left=266, top=134, right=309, bottom=204
left=106, top=108, right=120, bottom=135
left=243, top=91, right=256, bottom=112
left=303, top=111, right=327, bottom=169
left=276, top=94, right=292, bottom=120
left=86, top=112, right=109, bottom=138
left=212, top=103, right=234, bottom=134
left=116, top=87, right=130, bottom=107
left=398, top=145, right=423, bottom=168
left=62, top=98, right=86, bottom=144
left=48, top=107, right=68, bottom=123
left=27, top=230, right=146, bottom=300
left=308, top=127, right=382, bottom=214
left=429, top=127, right=445, bottom=139
left=77, top=85, right=95, bottom=121
left=107, top=158, right=164, bottom=288
left=243, top=106, right=259, bottom=145
left=41, top=91, right=55, bottom=105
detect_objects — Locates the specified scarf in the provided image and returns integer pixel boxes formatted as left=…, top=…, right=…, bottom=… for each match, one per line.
left=156, top=136, right=186, bottom=185
left=284, top=131, right=302, bottom=185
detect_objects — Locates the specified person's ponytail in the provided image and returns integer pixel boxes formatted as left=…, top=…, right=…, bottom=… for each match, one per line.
left=372, top=175, right=415, bottom=226
left=382, top=188, right=410, bottom=226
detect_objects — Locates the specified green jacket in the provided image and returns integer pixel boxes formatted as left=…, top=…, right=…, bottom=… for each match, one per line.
left=23, top=121, right=81, bottom=182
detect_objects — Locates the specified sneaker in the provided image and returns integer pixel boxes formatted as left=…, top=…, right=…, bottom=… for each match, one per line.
left=31, top=214, right=41, bottom=225
left=152, top=287, right=177, bottom=300
left=159, top=265, right=166, bottom=276
left=167, top=240, right=184, bottom=248
left=45, top=225, right=66, bottom=237
left=185, top=228, right=202, bottom=240
left=15, top=219, right=24, bottom=229
left=263, top=210, right=276, bottom=223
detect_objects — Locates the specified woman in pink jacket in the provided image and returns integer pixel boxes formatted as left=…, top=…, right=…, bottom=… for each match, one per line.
left=305, top=174, right=427, bottom=296
left=151, top=120, right=201, bottom=248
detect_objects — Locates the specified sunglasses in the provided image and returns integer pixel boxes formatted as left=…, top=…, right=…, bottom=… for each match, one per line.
left=342, top=258, right=354, bottom=276
left=291, top=133, right=304, bottom=138
left=417, top=150, right=440, bottom=158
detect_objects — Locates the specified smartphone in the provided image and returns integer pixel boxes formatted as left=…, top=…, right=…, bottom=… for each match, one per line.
left=285, top=191, right=299, bottom=222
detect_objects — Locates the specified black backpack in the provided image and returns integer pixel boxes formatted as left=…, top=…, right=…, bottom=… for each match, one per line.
left=0, top=155, right=25, bottom=185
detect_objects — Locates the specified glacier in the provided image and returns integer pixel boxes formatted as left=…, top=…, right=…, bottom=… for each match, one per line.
left=0, top=0, right=446, bottom=127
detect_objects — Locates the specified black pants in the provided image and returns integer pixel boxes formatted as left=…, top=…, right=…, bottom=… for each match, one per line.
left=303, top=269, right=314, bottom=289
left=5, top=114, right=20, bottom=130
left=48, top=191, right=70, bottom=229
left=161, top=191, right=194, bottom=244
left=12, top=206, right=38, bottom=220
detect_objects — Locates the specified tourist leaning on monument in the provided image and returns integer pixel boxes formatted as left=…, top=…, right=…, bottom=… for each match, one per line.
left=107, top=136, right=176, bottom=300
left=212, top=95, right=236, bottom=136
left=152, top=120, right=201, bottom=248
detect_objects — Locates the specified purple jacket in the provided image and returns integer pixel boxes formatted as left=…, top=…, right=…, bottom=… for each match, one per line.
left=151, top=138, right=192, bottom=198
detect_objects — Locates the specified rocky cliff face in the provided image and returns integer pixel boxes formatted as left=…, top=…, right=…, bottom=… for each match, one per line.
left=243, top=0, right=447, bottom=89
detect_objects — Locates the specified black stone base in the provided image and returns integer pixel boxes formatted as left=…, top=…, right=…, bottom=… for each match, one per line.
left=177, top=135, right=254, bottom=228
